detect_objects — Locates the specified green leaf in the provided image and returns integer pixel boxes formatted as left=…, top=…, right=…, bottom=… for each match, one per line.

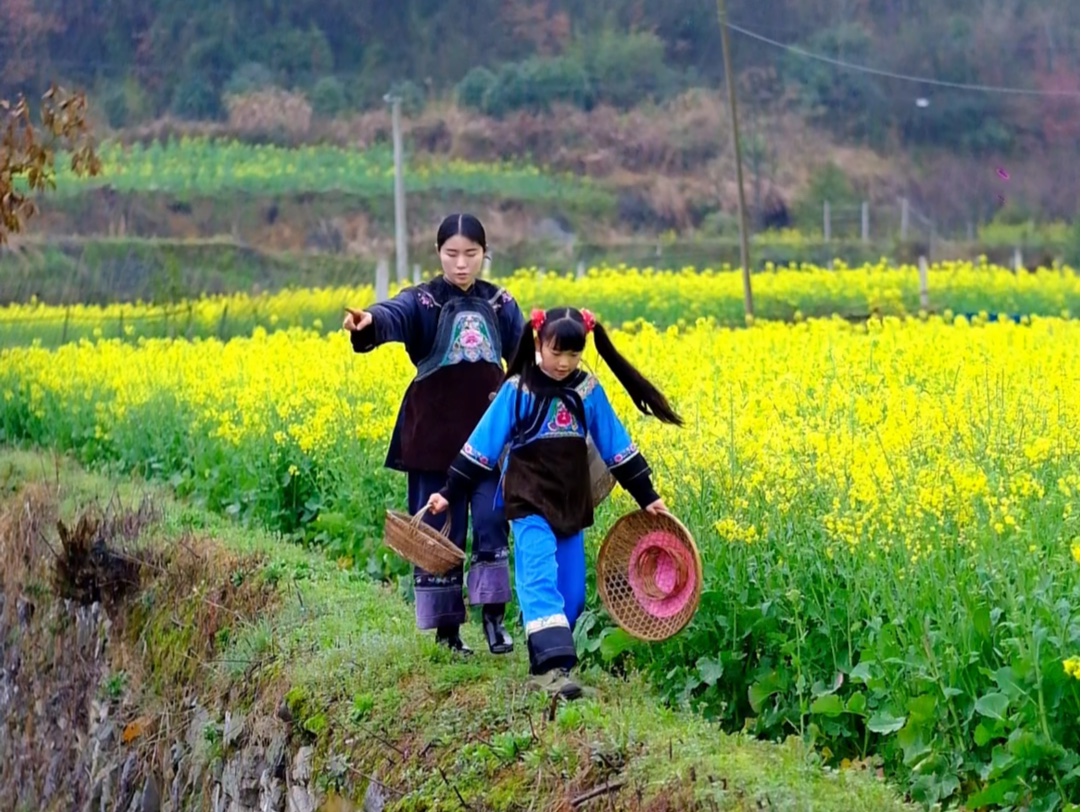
left=748, top=673, right=783, bottom=714
left=846, top=692, right=867, bottom=715
left=974, top=691, right=1010, bottom=721
left=966, top=779, right=1016, bottom=807
left=696, top=656, right=724, bottom=687
left=974, top=720, right=998, bottom=747
left=810, top=694, right=845, bottom=717
left=897, top=719, right=930, bottom=765
left=987, top=745, right=1018, bottom=779
left=867, top=711, right=906, bottom=734
left=599, top=627, right=635, bottom=662
left=907, top=693, right=938, bottom=724
left=849, top=661, right=874, bottom=683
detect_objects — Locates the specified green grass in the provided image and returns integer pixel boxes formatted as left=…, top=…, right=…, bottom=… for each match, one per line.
left=34, top=137, right=613, bottom=209
left=0, top=446, right=914, bottom=810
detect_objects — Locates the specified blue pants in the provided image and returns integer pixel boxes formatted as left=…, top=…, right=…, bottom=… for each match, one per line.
left=407, top=469, right=511, bottom=630
left=512, top=514, right=585, bottom=675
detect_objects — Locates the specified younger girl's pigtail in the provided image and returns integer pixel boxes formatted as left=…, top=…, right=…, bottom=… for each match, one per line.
left=592, top=321, right=684, bottom=426
left=505, top=321, right=537, bottom=381
left=501, top=313, right=553, bottom=451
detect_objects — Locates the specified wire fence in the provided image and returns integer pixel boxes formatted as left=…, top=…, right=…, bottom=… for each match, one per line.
left=3, top=199, right=1065, bottom=310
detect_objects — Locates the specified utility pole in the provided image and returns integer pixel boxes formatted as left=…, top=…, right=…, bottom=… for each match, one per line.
left=385, top=92, right=408, bottom=283
left=716, top=0, right=754, bottom=318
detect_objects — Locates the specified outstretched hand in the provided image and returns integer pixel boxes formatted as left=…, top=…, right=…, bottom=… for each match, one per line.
left=342, top=308, right=372, bottom=332
left=426, top=493, right=449, bottom=514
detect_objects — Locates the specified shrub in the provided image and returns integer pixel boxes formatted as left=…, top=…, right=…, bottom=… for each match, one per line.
left=455, top=66, right=496, bottom=112
left=310, top=76, right=348, bottom=118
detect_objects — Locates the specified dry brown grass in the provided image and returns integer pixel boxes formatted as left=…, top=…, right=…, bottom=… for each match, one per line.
left=0, top=476, right=281, bottom=701
left=224, top=88, right=313, bottom=140
left=0, top=481, right=57, bottom=612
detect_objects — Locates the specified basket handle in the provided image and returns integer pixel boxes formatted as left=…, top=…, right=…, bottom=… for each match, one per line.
left=410, top=505, right=452, bottom=536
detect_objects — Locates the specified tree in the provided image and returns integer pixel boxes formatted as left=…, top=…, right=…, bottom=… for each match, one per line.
left=0, top=0, right=61, bottom=91
left=1033, top=60, right=1080, bottom=147
left=1, top=85, right=101, bottom=245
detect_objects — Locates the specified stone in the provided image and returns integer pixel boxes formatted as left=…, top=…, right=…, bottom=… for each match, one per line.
left=266, top=734, right=287, bottom=777
left=221, top=748, right=261, bottom=808
left=114, top=750, right=139, bottom=812
left=363, top=782, right=386, bottom=812
left=291, top=747, right=313, bottom=784
left=223, top=711, right=247, bottom=750
left=259, top=768, right=284, bottom=812
left=140, top=775, right=161, bottom=812
left=287, top=786, right=315, bottom=812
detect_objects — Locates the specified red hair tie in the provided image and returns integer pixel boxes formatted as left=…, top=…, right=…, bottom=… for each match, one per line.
left=530, top=308, right=546, bottom=331
left=580, top=309, right=596, bottom=333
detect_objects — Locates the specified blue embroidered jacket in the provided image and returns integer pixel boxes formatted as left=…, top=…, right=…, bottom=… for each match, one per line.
left=439, top=368, right=659, bottom=536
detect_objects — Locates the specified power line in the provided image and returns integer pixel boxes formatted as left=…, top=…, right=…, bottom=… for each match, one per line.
left=725, top=20, right=1081, bottom=98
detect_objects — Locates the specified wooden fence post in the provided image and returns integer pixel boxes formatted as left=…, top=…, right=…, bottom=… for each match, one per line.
left=918, top=255, right=930, bottom=311
left=376, top=257, right=390, bottom=303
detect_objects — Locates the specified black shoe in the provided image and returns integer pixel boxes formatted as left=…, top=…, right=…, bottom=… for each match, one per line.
left=435, top=626, right=473, bottom=655
left=482, top=605, right=514, bottom=655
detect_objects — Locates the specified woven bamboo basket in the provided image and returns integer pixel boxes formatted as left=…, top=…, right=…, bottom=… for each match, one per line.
left=596, top=510, right=702, bottom=642
left=383, top=507, right=464, bottom=576
left=587, top=436, right=617, bottom=508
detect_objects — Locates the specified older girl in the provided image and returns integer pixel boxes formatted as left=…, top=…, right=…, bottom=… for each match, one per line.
left=344, top=214, right=524, bottom=655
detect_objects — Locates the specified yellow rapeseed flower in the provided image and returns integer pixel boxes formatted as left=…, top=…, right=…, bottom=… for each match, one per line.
left=1064, top=657, right=1081, bottom=680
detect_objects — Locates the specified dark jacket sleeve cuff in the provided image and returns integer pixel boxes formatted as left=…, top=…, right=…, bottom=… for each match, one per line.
left=349, top=303, right=396, bottom=353
left=611, top=453, right=660, bottom=509
left=439, top=453, right=491, bottom=502
left=350, top=322, right=379, bottom=353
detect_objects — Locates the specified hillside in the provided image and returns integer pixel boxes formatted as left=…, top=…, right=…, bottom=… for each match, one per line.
left=0, top=447, right=916, bottom=811
left=10, top=96, right=1078, bottom=265
left=2, top=0, right=1078, bottom=255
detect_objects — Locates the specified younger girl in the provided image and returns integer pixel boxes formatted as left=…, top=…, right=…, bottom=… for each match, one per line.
left=426, top=307, right=682, bottom=699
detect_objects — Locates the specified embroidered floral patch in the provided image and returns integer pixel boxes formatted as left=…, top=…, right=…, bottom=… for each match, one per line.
left=576, top=374, right=598, bottom=398
left=546, top=401, right=581, bottom=434
left=463, top=442, right=490, bottom=467
left=441, top=312, right=500, bottom=366
left=608, top=443, right=639, bottom=466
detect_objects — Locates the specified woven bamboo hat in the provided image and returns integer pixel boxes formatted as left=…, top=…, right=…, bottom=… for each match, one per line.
left=596, top=510, right=702, bottom=641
